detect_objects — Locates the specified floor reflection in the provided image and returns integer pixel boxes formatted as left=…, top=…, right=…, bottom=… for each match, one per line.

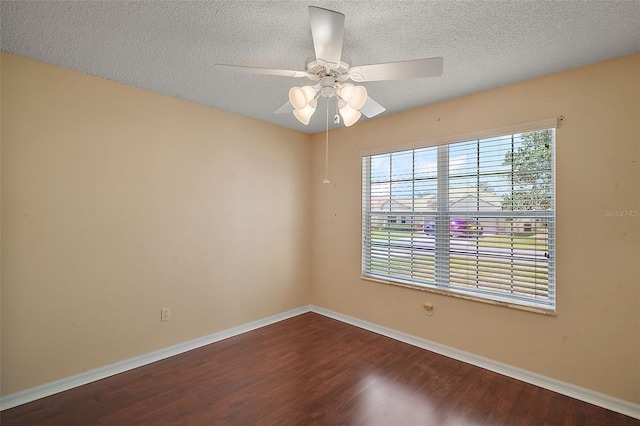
left=352, top=372, right=481, bottom=426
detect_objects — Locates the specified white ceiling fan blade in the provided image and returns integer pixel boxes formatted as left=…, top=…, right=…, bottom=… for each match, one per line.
left=216, top=64, right=308, bottom=78
left=360, top=96, right=386, bottom=118
left=274, top=101, right=294, bottom=114
left=350, top=57, right=443, bottom=82
left=308, top=6, right=345, bottom=66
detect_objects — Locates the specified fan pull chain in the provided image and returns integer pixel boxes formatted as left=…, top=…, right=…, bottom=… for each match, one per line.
left=323, top=99, right=330, bottom=184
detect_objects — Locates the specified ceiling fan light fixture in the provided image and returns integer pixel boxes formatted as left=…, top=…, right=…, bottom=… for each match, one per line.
left=289, top=85, right=316, bottom=110
left=337, top=83, right=367, bottom=111
left=337, top=83, right=354, bottom=101
left=293, top=108, right=311, bottom=125
left=293, top=98, right=317, bottom=125
left=339, top=103, right=361, bottom=127
left=301, top=85, right=316, bottom=101
left=218, top=6, right=444, bottom=131
left=349, top=85, right=368, bottom=110
left=288, top=87, right=305, bottom=110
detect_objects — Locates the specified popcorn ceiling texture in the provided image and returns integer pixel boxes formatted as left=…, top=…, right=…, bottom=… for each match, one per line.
left=1, top=0, right=639, bottom=134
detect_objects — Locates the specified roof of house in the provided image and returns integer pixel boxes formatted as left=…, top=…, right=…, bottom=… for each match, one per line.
left=372, top=188, right=503, bottom=212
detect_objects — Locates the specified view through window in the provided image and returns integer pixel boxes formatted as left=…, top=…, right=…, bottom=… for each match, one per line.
left=361, top=127, right=556, bottom=310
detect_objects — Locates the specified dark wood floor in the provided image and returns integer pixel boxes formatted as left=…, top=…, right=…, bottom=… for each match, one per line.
left=2, top=312, right=638, bottom=425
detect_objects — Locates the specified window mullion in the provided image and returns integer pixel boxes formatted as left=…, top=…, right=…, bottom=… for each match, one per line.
left=411, top=150, right=416, bottom=280
left=362, top=157, right=372, bottom=276
left=435, top=144, right=450, bottom=287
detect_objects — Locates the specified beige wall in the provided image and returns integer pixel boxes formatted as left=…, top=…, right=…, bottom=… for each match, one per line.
left=1, top=53, right=311, bottom=395
left=310, top=54, right=640, bottom=403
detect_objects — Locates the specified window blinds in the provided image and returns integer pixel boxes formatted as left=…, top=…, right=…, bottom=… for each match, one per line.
left=362, top=127, right=556, bottom=310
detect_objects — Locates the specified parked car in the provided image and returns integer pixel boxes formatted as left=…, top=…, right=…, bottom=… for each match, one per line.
left=423, top=221, right=436, bottom=234
left=424, top=218, right=483, bottom=237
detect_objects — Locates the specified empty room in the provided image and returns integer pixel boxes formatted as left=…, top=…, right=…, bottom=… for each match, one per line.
left=1, top=1, right=639, bottom=424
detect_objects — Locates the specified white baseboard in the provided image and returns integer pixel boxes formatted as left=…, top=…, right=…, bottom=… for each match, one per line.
left=0, top=305, right=311, bottom=411
left=3, top=304, right=638, bottom=419
left=309, top=306, right=640, bottom=420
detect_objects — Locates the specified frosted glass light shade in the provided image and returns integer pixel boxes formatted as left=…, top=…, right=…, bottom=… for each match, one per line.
left=349, top=86, right=368, bottom=110
left=338, top=83, right=354, bottom=102
left=338, top=83, right=367, bottom=111
left=293, top=109, right=311, bottom=125
left=339, top=103, right=361, bottom=127
left=289, top=87, right=306, bottom=110
left=293, top=98, right=317, bottom=125
left=288, top=86, right=316, bottom=110
left=301, top=85, right=316, bottom=101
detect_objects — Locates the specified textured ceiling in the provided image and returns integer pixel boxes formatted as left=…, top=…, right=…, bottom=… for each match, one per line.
left=2, top=1, right=639, bottom=134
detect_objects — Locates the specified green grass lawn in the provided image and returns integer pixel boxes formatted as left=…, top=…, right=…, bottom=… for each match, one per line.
left=368, top=228, right=548, bottom=250
left=370, top=230, right=424, bottom=240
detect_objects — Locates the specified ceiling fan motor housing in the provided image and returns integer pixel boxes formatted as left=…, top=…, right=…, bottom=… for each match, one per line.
left=305, top=55, right=351, bottom=80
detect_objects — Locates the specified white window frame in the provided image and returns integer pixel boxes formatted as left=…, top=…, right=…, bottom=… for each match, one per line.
left=361, top=120, right=557, bottom=314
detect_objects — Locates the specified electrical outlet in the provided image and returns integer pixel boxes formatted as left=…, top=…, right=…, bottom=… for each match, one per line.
left=423, top=303, right=433, bottom=316
left=161, top=307, right=171, bottom=322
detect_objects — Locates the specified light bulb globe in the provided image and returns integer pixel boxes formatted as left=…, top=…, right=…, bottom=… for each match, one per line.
left=338, top=83, right=354, bottom=102
left=349, top=86, right=368, bottom=110
left=293, top=101, right=317, bottom=125
left=301, top=86, right=316, bottom=102
left=289, top=87, right=307, bottom=110
left=339, top=103, right=362, bottom=127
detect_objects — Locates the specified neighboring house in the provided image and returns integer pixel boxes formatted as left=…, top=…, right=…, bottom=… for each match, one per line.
left=510, top=217, right=549, bottom=234
left=369, top=197, right=415, bottom=229
left=370, top=188, right=532, bottom=235
left=416, top=188, right=504, bottom=234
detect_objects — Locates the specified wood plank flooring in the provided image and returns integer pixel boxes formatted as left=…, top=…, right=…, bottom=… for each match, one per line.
left=2, top=312, right=638, bottom=425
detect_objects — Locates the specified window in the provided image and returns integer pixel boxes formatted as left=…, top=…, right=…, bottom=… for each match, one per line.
left=361, top=125, right=556, bottom=312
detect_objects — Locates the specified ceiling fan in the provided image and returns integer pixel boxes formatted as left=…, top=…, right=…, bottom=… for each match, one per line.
left=216, top=6, right=443, bottom=127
